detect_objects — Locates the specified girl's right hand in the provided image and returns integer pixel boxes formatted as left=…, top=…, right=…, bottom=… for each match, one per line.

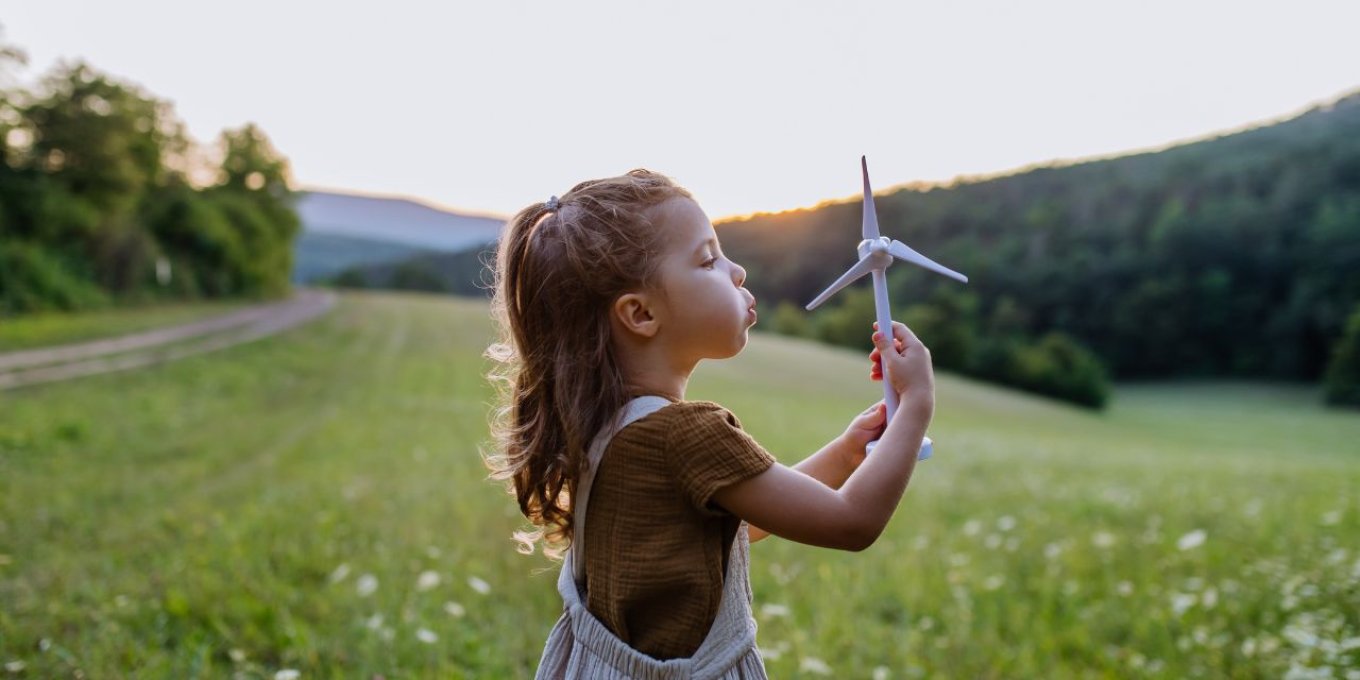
left=870, top=321, right=935, bottom=420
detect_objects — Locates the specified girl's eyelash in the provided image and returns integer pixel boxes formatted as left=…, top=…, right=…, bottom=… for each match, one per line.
left=702, top=257, right=718, bottom=268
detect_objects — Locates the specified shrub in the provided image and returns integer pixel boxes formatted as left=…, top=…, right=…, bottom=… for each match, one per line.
left=1323, top=303, right=1360, bottom=407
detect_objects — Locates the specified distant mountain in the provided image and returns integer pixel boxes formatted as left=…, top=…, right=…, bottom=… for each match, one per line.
left=292, top=190, right=505, bottom=282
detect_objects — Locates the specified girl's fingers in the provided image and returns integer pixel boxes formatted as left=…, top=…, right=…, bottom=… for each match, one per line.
left=874, top=321, right=920, bottom=349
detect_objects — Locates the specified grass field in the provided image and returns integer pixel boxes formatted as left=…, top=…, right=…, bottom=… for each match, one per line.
left=1, top=290, right=1356, bottom=678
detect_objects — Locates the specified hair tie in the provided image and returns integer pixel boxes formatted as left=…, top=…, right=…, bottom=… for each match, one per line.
left=545, top=195, right=560, bottom=210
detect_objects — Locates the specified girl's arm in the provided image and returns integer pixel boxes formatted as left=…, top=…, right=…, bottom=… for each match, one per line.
left=746, top=404, right=882, bottom=542
left=717, top=321, right=933, bottom=551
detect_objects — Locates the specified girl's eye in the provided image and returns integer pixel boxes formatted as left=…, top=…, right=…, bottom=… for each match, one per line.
left=701, top=257, right=718, bottom=269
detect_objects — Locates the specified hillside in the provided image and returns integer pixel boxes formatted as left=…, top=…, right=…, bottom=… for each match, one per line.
left=717, top=89, right=1360, bottom=387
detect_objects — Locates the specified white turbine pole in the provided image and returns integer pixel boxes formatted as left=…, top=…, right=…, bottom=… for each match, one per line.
left=871, top=268, right=899, bottom=424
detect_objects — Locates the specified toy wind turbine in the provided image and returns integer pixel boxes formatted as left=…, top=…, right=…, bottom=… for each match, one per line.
left=806, top=156, right=968, bottom=460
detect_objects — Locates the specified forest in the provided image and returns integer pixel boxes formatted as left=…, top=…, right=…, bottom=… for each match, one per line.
left=717, top=92, right=1360, bottom=408
left=0, top=31, right=299, bottom=317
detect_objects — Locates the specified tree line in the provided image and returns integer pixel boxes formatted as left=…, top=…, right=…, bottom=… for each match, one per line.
left=718, top=91, right=1360, bottom=408
left=0, top=30, right=299, bottom=317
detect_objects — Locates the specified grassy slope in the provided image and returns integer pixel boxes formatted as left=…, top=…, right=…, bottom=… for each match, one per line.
left=0, top=291, right=1355, bottom=678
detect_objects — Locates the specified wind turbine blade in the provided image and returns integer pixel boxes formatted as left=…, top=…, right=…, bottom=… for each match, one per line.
left=887, top=240, right=969, bottom=283
left=861, top=156, right=880, bottom=241
left=806, top=256, right=877, bottom=310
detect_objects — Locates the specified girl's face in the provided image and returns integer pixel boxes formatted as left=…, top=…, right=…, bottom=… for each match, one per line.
left=652, top=197, right=757, bottom=361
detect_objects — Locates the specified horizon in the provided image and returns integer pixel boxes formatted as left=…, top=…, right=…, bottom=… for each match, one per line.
left=6, top=1, right=1360, bottom=220
left=298, top=86, right=1358, bottom=223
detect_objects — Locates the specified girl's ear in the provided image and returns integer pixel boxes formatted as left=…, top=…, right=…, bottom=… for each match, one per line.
left=613, top=292, right=660, bottom=339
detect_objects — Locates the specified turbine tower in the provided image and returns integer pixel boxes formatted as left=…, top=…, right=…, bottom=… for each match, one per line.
left=806, top=156, right=969, bottom=459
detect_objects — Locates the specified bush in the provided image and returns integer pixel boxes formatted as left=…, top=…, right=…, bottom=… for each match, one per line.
left=1007, top=332, right=1111, bottom=408
left=0, top=241, right=108, bottom=315
left=1323, top=303, right=1360, bottom=407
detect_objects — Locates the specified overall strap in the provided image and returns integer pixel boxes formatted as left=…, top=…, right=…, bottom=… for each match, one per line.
left=570, top=395, right=673, bottom=584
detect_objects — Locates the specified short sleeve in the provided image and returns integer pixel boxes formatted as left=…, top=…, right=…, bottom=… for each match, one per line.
left=664, top=401, right=777, bottom=517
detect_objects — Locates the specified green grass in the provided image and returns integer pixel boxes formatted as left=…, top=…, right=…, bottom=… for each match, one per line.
left=1, top=291, right=1356, bottom=678
left=0, top=299, right=253, bottom=352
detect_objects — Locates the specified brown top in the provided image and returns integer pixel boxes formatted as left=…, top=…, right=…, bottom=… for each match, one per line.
left=582, top=399, right=777, bottom=660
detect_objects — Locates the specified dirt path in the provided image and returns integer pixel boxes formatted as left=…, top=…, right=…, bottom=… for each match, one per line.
left=0, top=289, right=336, bottom=390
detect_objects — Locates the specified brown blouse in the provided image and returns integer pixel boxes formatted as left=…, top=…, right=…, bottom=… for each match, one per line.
left=582, top=399, right=776, bottom=660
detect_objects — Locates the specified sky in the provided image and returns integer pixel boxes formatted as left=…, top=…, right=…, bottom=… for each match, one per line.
left=5, top=1, right=1359, bottom=221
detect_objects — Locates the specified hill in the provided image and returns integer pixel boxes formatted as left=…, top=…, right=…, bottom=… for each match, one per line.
left=717, top=88, right=1360, bottom=401
left=292, top=190, right=504, bottom=282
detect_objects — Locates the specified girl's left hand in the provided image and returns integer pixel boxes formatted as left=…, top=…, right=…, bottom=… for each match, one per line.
left=839, top=401, right=887, bottom=469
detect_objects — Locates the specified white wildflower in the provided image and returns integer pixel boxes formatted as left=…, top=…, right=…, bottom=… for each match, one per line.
left=274, top=671, right=300, bottom=680
left=443, top=601, right=465, bottom=618
left=1177, top=530, right=1207, bottom=551
left=5, top=661, right=26, bottom=673
left=416, top=570, right=441, bottom=591
left=872, top=666, right=891, bottom=680
left=365, top=614, right=384, bottom=630
left=1283, top=624, right=1320, bottom=649
left=1201, top=587, right=1218, bottom=609
left=760, top=603, right=790, bottom=619
left=1044, top=543, right=1063, bottom=560
left=984, top=534, right=1002, bottom=550
left=1321, top=510, right=1342, bottom=526
left=963, top=520, right=981, bottom=536
left=1242, top=638, right=1257, bottom=657
left=1092, top=531, right=1116, bottom=549
left=228, top=648, right=246, bottom=663
left=799, top=657, right=833, bottom=675
left=1284, top=661, right=1331, bottom=679
left=1170, top=592, right=1196, bottom=617
left=416, top=628, right=438, bottom=644
left=468, top=576, right=491, bottom=595
left=1117, top=581, right=1134, bottom=597
left=983, top=574, right=1005, bottom=591
left=759, top=641, right=790, bottom=661
left=329, top=563, right=351, bottom=584
left=997, top=516, right=1016, bottom=532
left=425, top=546, right=442, bottom=559
left=356, top=574, right=378, bottom=597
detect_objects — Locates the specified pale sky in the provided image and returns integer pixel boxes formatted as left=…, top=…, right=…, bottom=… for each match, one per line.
left=5, top=1, right=1359, bottom=220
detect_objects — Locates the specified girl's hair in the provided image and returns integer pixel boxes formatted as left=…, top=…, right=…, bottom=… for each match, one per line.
left=484, top=169, right=692, bottom=558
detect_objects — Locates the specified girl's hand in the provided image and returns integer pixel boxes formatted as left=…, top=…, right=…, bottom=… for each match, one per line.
left=839, top=401, right=886, bottom=469
left=870, top=320, right=936, bottom=422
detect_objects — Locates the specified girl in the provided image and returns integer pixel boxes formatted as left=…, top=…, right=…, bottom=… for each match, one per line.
left=485, top=170, right=934, bottom=678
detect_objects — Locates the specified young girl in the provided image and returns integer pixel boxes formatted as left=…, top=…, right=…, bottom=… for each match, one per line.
left=485, top=170, right=934, bottom=678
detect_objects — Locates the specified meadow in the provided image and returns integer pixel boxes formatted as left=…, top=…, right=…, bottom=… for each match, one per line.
left=1, top=291, right=1357, bottom=678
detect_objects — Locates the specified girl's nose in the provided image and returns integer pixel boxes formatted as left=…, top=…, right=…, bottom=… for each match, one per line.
left=731, top=261, right=747, bottom=287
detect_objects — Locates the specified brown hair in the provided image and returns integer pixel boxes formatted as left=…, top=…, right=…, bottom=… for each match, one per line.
left=484, top=169, right=692, bottom=558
